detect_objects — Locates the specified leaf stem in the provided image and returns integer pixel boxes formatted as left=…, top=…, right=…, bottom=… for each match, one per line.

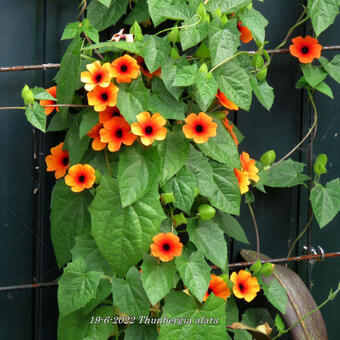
left=155, top=14, right=201, bottom=36
left=209, top=51, right=248, bottom=74
left=247, top=203, right=260, bottom=259
left=104, top=150, right=112, bottom=177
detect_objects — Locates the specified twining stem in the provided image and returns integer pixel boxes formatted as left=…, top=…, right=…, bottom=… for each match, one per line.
left=272, top=283, right=340, bottom=339
left=287, top=214, right=314, bottom=258
left=155, top=14, right=201, bottom=36
left=247, top=203, right=260, bottom=259
left=0, top=104, right=90, bottom=110
left=269, top=90, right=318, bottom=169
left=209, top=51, right=248, bottom=74
left=104, top=150, right=112, bottom=177
left=0, top=106, right=26, bottom=110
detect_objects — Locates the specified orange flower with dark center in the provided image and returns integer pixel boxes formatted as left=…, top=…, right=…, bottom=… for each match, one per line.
left=87, top=123, right=107, bottom=151
left=237, top=21, right=253, bottom=43
left=240, top=151, right=259, bottom=182
left=131, top=112, right=167, bottom=146
left=99, top=117, right=137, bottom=152
left=203, top=274, right=231, bottom=302
left=40, top=86, right=59, bottom=115
left=216, top=90, right=238, bottom=111
left=111, top=55, right=140, bottom=83
left=65, top=164, right=96, bottom=192
left=223, top=116, right=239, bottom=146
left=182, top=112, right=217, bottom=144
left=234, top=168, right=250, bottom=195
left=87, top=83, right=119, bottom=112
left=99, top=106, right=122, bottom=124
left=136, top=56, right=161, bottom=79
left=230, top=270, right=260, bottom=302
left=80, top=61, right=113, bottom=91
left=150, top=232, right=183, bottom=262
left=45, top=142, right=69, bottom=179
left=289, top=36, right=322, bottom=64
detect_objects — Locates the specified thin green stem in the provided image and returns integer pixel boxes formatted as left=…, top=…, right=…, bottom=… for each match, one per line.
left=104, top=150, right=112, bottom=177
left=247, top=203, right=260, bottom=259
left=155, top=14, right=201, bottom=36
left=209, top=51, right=248, bottom=74
left=0, top=106, right=25, bottom=110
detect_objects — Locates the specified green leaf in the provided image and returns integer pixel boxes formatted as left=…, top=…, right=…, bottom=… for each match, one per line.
left=97, top=0, right=111, bottom=7
left=124, top=324, right=158, bottom=340
left=226, top=296, right=239, bottom=324
left=82, top=18, right=100, bottom=44
left=216, top=60, right=252, bottom=111
left=143, top=35, right=171, bottom=73
left=118, top=145, right=160, bottom=207
left=175, top=248, right=211, bottom=301
left=301, top=64, right=327, bottom=87
left=141, top=254, right=177, bottom=305
left=149, top=78, right=186, bottom=120
left=195, top=73, right=218, bottom=111
left=308, top=0, right=339, bottom=36
left=206, top=0, right=251, bottom=13
left=87, top=0, right=129, bottom=31
left=275, top=314, right=285, bottom=333
left=315, top=81, right=334, bottom=98
left=159, top=292, right=228, bottom=339
left=55, top=35, right=82, bottom=123
left=61, top=22, right=80, bottom=41
left=209, top=19, right=240, bottom=67
left=213, top=211, right=249, bottom=244
left=180, top=15, right=210, bottom=50
left=79, top=108, right=99, bottom=138
left=310, top=178, right=340, bottom=228
left=158, top=127, right=190, bottom=185
left=147, top=0, right=167, bottom=26
left=250, top=76, right=274, bottom=111
left=124, top=0, right=150, bottom=24
left=31, top=86, right=57, bottom=101
left=198, top=119, right=240, bottom=168
left=147, top=0, right=190, bottom=23
left=47, top=113, right=71, bottom=132
left=260, top=159, right=309, bottom=188
left=83, top=41, right=144, bottom=55
left=51, top=181, right=92, bottom=267
left=112, top=267, right=150, bottom=317
left=89, top=176, right=165, bottom=276
left=170, top=165, right=197, bottom=214
left=320, top=55, right=340, bottom=83
left=174, top=64, right=199, bottom=86
left=58, top=257, right=103, bottom=316
left=64, top=115, right=91, bottom=165
left=262, top=278, right=288, bottom=314
left=238, top=8, right=268, bottom=43
left=187, top=219, right=228, bottom=271
left=24, top=102, right=46, bottom=132
left=116, top=78, right=150, bottom=124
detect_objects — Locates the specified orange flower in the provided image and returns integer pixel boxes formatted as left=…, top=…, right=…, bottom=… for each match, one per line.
left=203, top=274, right=231, bottom=302
left=150, top=232, right=183, bottom=262
left=111, top=55, right=140, bottom=83
left=87, top=123, right=107, bottom=151
left=216, top=90, right=238, bottom=111
left=136, top=56, right=161, bottom=79
left=230, top=270, right=260, bottom=302
left=40, top=86, right=59, bottom=115
left=182, top=112, right=217, bottom=144
left=99, top=117, right=137, bottom=152
left=99, top=106, right=122, bottom=124
left=237, top=21, right=253, bottom=43
left=45, top=142, right=69, bottom=179
left=240, top=151, right=259, bottom=182
left=80, top=61, right=113, bottom=91
left=289, top=36, right=322, bottom=64
left=223, top=116, right=239, bottom=146
left=87, top=83, right=119, bottom=112
left=65, top=164, right=96, bottom=192
left=131, top=112, right=167, bottom=146
left=234, top=168, right=250, bottom=195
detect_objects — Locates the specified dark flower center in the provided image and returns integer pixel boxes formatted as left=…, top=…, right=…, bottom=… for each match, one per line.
left=195, top=124, right=204, bottom=133
left=112, top=110, right=120, bottom=117
left=78, top=175, right=85, bottom=183
left=145, top=126, right=153, bottom=135
left=95, top=73, right=102, bottom=82
left=207, top=288, right=213, bottom=295
left=62, top=157, right=69, bottom=166
left=238, top=283, right=245, bottom=293
left=116, top=128, right=123, bottom=138
left=301, top=46, right=309, bottom=54
left=162, top=243, right=170, bottom=251
left=120, top=64, right=128, bottom=72
left=101, top=93, right=108, bottom=101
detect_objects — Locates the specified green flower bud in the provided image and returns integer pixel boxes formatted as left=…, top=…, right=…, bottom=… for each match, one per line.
left=21, top=84, right=35, bottom=106
left=250, top=260, right=262, bottom=274
left=198, top=204, right=216, bottom=221
left=263, top=49, right=270, bottom=62
left=170, top=46, right=180, bottom=60
left=213, top=8, right=222, bottom=19
left=194, top=187, right=200, bottom=197
left=252, top=54, right=265, bottom=69
left=214, top=111, right=227, bottom=120
left=260, top=263, right=275, bottom=277
left=195, top=42, right=210, bottom=60
left=130, top=21, right=144, bottom=42
left=173, top=213, right=187, bottom=227
left=199, top=63, right=209, bottom=74
left=168, top=26, right=180, bottom=43
left=256, top=67, right=268, bottom=82
left=94, top=169, right=102, bottom=185
left=161, top=192, right=175, bottom=204
left=196, top=3, right=207, bottom=19
left=314, top=154, right=327, bottom=175
left=221, top=14, right=228, bottom=26
left=260, top=150, right=276, bottom=166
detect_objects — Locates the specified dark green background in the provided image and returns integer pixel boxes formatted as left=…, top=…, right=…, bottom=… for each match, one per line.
left=0, top=0, right=338, bottom=339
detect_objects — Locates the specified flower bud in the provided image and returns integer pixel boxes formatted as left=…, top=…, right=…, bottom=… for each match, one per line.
left=260, top=150, right=276, bottom=166
left=256, top=323, right=272, bottom=335
left=21, top=84, right=35, bottom=105
left=173, top=213, right=187, bottom=227
left=170, top=46, right=180, bottom=60
left=260, top=263, right=275, bottom=277
left=256, top=67, right=268, bottom=82
left=161, top=192, right=175, bottom=204
left=94, top=169, right=101, bottom=185
left=250, top=260, right=262, bottom=274
left=314, top=154, right=327, bottom=175
left=199, top=63, right=208, bottom=74
left=198, top=204, right=216, bottom=221
left=252, top=54, right=264, bottom=69
left=130, top=21, right=143, bottom=42
left=168, top=26, right=180, bottom=43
